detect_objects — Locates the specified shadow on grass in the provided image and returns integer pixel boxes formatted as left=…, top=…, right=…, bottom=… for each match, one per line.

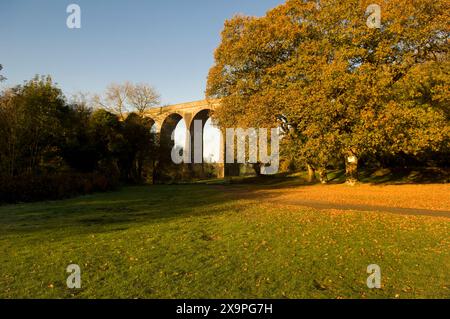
left=359, top=167, right=450, bottom=185
left=225, top=166, right=449, bottom=187
left=1, top=167, right=448, bottom=237
left=0, top=184, right=246, bottom=237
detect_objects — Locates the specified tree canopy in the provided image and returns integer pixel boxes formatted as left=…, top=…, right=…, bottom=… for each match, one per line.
left=207, top=0, right=449, bottom=182
left=0, top=64, right=5, bottom=82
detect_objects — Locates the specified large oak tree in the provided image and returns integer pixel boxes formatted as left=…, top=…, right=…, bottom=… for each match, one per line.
left=207, top=0, right=449, bottom=183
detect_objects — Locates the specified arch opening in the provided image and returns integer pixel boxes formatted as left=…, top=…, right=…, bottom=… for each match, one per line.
left=160, top=113, right=184, bottom=164
left=203, top=118, right=221, bottom=163
left=189, top=109, right=222, bottom=178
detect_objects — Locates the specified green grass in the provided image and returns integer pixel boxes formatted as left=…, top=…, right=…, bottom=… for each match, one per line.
left=0, top=185, right=449, bottom=298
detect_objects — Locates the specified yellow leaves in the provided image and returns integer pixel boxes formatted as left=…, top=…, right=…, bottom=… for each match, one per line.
left=208, top=0, right=449, bottom=164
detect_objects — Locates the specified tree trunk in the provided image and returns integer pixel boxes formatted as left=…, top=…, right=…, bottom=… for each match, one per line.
left=318, top=168, right=328, bottom=184
left=152, top=160, right=158, bottom=184
left=137, top=155, right=143, bottom=182
left=307, top=164, right=316, bottom=183
left=345, top=154, right=359, bottom=186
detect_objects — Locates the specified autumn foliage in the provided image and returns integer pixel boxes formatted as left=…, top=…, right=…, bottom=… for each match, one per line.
left=207, top=0, right=449, bottom=183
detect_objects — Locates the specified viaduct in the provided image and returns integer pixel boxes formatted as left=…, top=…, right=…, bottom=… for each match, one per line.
left=143, top=99, right=236, bottom=179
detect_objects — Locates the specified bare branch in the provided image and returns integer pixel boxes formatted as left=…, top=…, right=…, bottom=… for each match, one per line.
left=127, top=83, right=160, bottom=116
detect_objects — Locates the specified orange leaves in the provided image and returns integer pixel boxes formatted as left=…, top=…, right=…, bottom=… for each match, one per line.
left=207, top=0, right=449, bottom=173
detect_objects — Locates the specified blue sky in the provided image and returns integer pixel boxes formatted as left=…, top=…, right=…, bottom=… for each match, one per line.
left=0, top=0, right=284, bottom=105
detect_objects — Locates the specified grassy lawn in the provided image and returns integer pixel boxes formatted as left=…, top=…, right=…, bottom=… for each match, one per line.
left=0, top=184, right=449, bottom=299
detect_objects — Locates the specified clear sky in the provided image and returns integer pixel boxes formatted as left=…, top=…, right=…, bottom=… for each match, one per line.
left=0, top=0, right=284, bottom=105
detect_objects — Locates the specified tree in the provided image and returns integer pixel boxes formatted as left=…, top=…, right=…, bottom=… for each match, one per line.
left=94, top=82, right=132, bottom=120
left=94, top=82, right=160, bottom=119
left=0, top=64, right=5, bottom=82
left=207, top=0, right=449, bottom=184
left=61, top=97, right=97, bottom=172
left=118, top=113, right=156, bottom=182
left=0, top=89, right=19, bottom=176
left=0, top=76, right=68, bottom=176
left=128, top=83, right=160, bottom=116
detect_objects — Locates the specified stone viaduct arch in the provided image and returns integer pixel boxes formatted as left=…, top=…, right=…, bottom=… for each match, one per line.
left=144, top=99, right=226, bottom=179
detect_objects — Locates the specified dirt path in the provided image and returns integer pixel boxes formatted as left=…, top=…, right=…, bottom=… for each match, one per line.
left=273, top=198, right=450, bottom=218
left=215, top=184, right=450, bottom=218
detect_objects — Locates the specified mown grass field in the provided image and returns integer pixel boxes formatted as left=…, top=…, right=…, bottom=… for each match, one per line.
left=0, top=184, right=449, bottom=298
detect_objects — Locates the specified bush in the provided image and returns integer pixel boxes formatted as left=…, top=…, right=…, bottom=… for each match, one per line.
left=0, top=172, right=120, bottom=204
